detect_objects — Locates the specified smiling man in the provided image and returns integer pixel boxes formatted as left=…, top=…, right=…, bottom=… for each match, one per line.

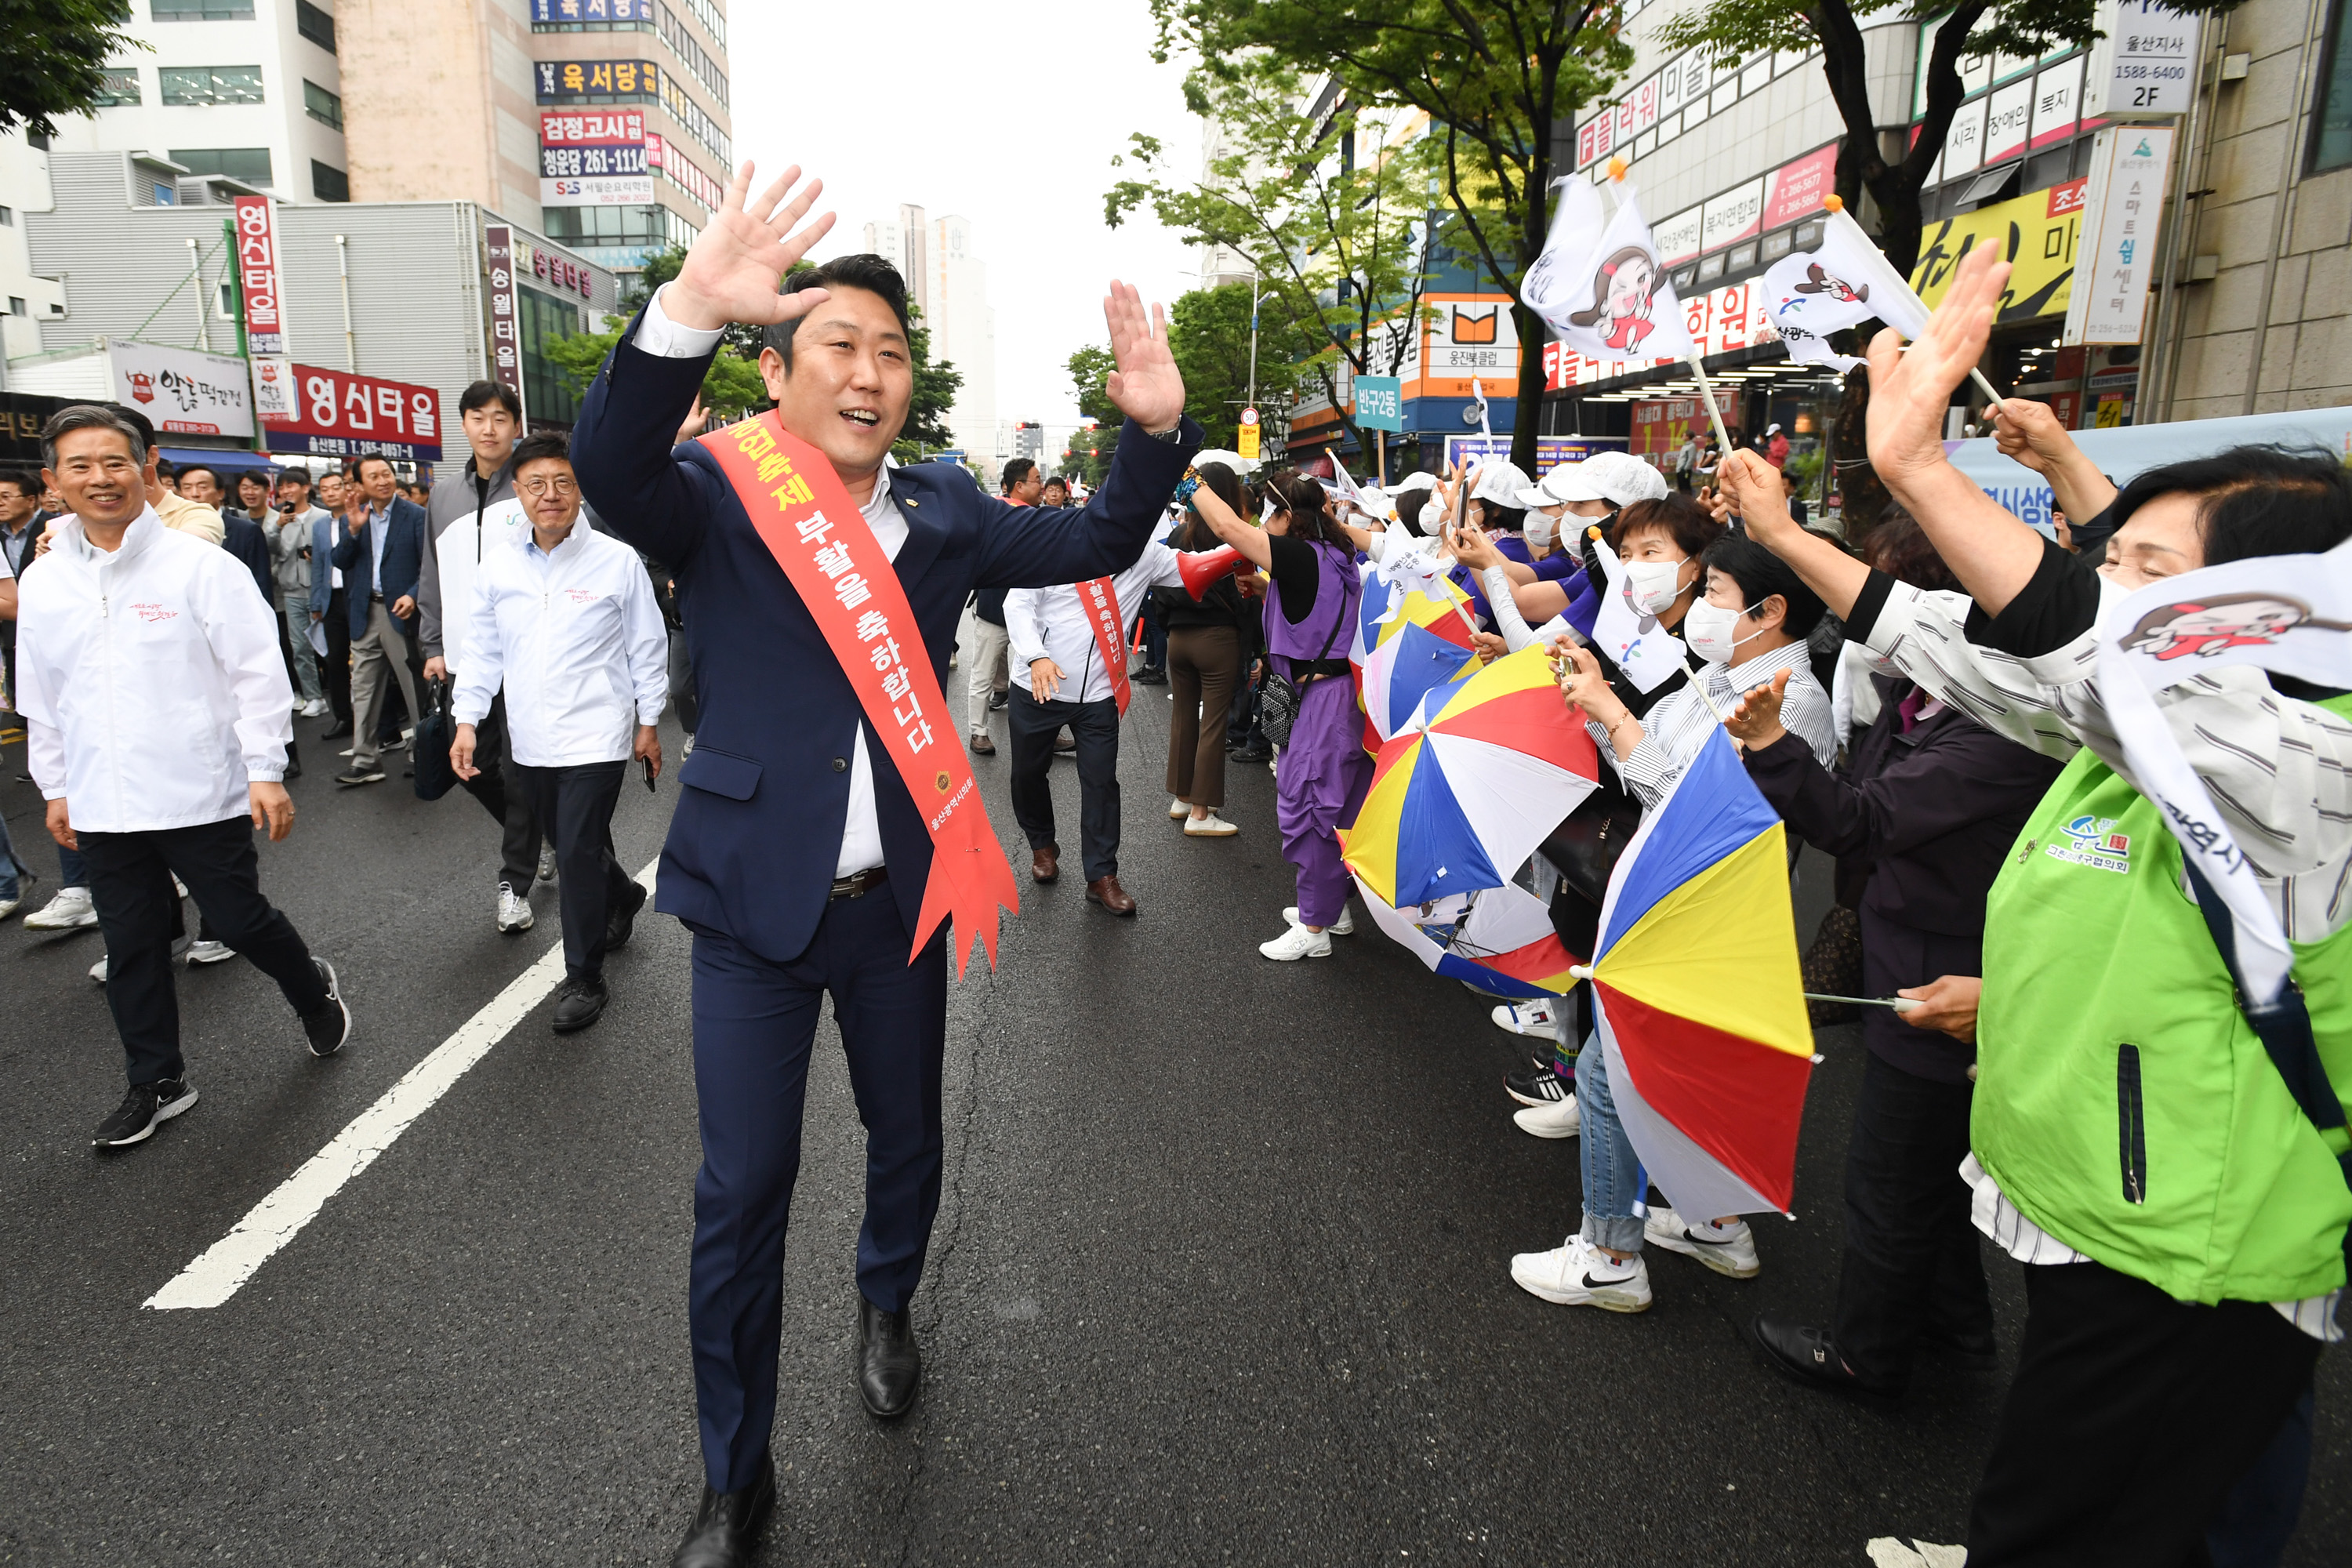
left=572, top=162, right=1198, bottom=1568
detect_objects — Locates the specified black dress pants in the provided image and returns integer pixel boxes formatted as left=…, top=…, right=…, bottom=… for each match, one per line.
left=512, top=760, right=633, bottom=979
left=454, top=690, right=543, bottom=889
left=80, top=815, right=327, bottom=1087
left=1007, top=685, right=1120, bottom=882
left=1965, top=1259, right=2323, bottom=1567
left=1832, top=1051, right=1993, bottom=1390
left=321, top=587, right=354, bottom=724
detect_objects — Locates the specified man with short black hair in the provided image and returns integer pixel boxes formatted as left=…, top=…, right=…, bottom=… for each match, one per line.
left=312, top=469, right=356, bottom=735
left=176, top=465, right=223, bottom=507
left=419, top=379, right=549, bottom=927
left=331, top=452, right=427, bottom=786
left=270, top=469, right=330, bottom=717
left=1, top=465, right=38, bottom=722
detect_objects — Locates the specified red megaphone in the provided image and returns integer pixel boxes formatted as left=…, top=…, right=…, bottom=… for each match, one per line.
left=1178, top=545, right=1243, bottom=599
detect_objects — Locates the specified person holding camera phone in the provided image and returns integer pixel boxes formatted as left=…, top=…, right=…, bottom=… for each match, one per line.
left=270, top=468, right=332, bottom=717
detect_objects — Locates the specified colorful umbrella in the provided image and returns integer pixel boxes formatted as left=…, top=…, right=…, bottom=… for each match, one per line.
left=1573, top=728, right=1813, bottom=1219
left=1359, top=594, right=1483, bottom=742
left=1339, top=644, right=1600, bottom=909
left=1356, top=877, right=1584, bottom=999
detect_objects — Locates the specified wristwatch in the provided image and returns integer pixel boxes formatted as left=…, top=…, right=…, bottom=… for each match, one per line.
left=1145, top=420, right=1184, bottom=442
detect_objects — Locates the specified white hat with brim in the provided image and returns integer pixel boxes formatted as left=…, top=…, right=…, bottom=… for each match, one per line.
left=1530, top=450, right=1669, bottom=509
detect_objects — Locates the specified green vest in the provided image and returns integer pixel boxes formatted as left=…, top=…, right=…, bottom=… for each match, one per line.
left=1975, top=693, right=2352, bottom=1306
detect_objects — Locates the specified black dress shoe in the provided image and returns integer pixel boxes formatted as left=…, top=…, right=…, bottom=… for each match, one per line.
left=1131, top=665, right=1168, bottom=685
left=670, top=1457, right=775, bottom=1568
left=606, top=880, right=649, bottom=950
left=320, top=719, right=353, bottom=740
left=1748, top=1313, right=1896, bottom=1406
left=551, top=975, right=608, bottom=1034
left=857, top=1296, right=921, bottom=1420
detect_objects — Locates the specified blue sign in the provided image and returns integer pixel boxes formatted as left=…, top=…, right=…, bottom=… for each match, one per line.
left=1354, top=376, right=1404, bottom=433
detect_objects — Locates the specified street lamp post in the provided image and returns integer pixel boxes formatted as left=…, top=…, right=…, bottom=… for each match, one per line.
left=1247, top=284, right=1277, bottom=412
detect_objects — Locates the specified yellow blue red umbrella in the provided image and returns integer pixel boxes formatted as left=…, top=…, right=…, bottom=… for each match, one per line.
left=1355, top=877, right=1584, bottom=999
left=1571, top=728, right=1814, bottom=1218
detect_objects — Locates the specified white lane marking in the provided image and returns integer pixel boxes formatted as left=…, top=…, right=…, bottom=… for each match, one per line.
left=145, top=858, right=661, bottom=1311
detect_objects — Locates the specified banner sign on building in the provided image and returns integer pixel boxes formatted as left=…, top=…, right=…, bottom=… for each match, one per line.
left=107, top=339, right=255, bottom=438
left=2066, top=125, right=2176, bottom=345
left=539, top=108, right=652, bottom=205
left=514, top=236, right=597, bottom=302
left=2082, top=0, right=2201, bottom=121
left=229, top=195, right=288, bottom=357
left=534, top=59, right=659, bottom=103
left=1544, top=282, right=1777, bottom=392
left=260, top=365, right=445, bottom=463
left=485, top=224, right=526, bottom=423
left=1421, top=296, right=1518, bottom=397
left=531, top=0, right=652, bottom=20
left=1445, top=435, right=1624, bottom=474
left=1911, top=178, right=2086, bottom=321
left=646, top=133, right=723, bottom=212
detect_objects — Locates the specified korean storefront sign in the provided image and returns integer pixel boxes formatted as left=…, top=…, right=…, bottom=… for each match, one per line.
left=2065, top=125, right=2176, bottom=345
left=531, top=0, right=652, bottom=20
left=534, top=59, right=659, bottom=103
left=485, top=223, right=527, bottom=422
left=229, top=195, right=287, bottom=357
left=260, top=365, right=445, bottom=463
left=539, top=107, right=652, bottom=205
left=1911, top=178, right=2087, bottom=322
left=2082, top=0, right=2201, bottom=120
left=107, top=339, right=256, bottom=439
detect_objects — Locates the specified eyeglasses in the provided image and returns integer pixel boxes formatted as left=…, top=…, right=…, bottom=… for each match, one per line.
left=519, top=475, right=579, bottom=498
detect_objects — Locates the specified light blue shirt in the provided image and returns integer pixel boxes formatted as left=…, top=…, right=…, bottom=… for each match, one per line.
left=367, top=501, right=389, bottom=590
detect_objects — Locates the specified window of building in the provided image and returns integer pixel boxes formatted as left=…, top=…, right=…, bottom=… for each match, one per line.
left=8, top=298, right=25, bottom=317
left=160, top=65, right=267, bottom=106
left=169, top=147, right=273, bottom=183
left=312, top=160, right=350, bottom=201
left=541, top=202, right=665, bottom=245
left=517, top=283, right=583, bottom=425
left=303, top=79, right=343, bottom=128
left=0, top=205, right=13, bottom=225
left=296, top=0, right=336, bottom=52
left=152, top=0, right=256, bottom=17
left=93, top=68, right=142, bottom=107
left=2314, top=0, right=2352, bottom=172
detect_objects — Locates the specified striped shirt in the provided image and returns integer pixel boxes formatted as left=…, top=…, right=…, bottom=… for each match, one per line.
left=1616, top=640, right=1837, bottom=808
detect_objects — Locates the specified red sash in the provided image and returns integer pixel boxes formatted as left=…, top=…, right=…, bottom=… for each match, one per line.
left=701, top=413, right=1018, bottom=976
left=1078, top=576, right=1131, bottom=716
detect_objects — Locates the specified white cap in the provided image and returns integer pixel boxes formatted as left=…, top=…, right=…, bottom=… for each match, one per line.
left=1386, top=471, right=1439, bottom=496
left=1519, top=449, right=1668, bottom=510
left=1468, top=459, right=1532, bottom=508
left=1766, top=423, right=1782, bottom=436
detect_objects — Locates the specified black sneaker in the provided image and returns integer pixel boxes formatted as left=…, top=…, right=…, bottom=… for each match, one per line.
left=302, top=957, right=351, bottom=1057
left=93, top=1078, right=198, bottom=1149
left=988, top=690, right=1009, bottom=711
left=1131, top=665, right=1168, bottom=685
left=552, top=975, right=608, bottom=1034
left=1229, top=744, right=1272, bottom=764
left=605, top=880, right=649, bottom=951
left=334, top=764, right=387, bottom=787
left=1506, top=1059, right=1572, bottom=1107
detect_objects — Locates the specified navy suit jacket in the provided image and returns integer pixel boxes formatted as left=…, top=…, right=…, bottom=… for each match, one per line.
left=572, top=309, right=1200, bottom=964
left=328, top=495, right=427, bottom=637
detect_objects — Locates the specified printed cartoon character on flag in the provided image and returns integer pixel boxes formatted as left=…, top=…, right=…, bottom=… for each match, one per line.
left=1523, top=172, right=1700, bottom=365
left=1759, top=198, right=1932, bottom=374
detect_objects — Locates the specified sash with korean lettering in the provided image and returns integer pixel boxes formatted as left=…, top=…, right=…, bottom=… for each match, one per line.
left=702, top=412, right=1019, bottom=976
left=1077, top=576, right=1132, bottom=716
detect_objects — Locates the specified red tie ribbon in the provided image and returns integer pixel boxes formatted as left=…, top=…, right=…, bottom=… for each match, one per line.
left=1078, top=575, right=1132, bottom=716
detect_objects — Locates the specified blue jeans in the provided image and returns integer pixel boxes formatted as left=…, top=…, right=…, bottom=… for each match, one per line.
left=1576, top=1030, right=1648, bottom=1252
left=280, top=590, right=325, bottom=704
left=0, top=809, right=26, bottom=900
left=60, top=842, right=89, bottom=889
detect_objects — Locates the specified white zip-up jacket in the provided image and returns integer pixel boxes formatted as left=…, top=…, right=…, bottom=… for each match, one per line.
left=452, top=522, right=667, bottom=767
left=18, top=508, right=294, bottom=829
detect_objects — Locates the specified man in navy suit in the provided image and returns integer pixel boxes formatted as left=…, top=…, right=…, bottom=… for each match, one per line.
left=571, top=162, right=1196, bottom=1568
left=329, top=452, right=427, bottom=786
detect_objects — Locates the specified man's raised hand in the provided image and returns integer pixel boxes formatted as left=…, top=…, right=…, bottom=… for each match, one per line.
left=1864, top=241, right=2008, bottom=484
left=1102, top=282, right=1185, bottom=434
left=666, top=162, right=838, bottom=332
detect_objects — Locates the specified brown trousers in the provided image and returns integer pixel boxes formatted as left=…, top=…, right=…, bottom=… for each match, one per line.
left=1165, top=626, right=1243, bottom=809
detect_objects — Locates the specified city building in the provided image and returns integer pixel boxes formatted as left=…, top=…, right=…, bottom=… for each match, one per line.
left=859, top=205, right=1000, bottom=463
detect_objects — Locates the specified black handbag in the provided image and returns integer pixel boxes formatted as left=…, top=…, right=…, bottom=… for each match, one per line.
left=1259, top=601, right=1345, bottom=750
left=411, top=677, right=459, bottom=801
left=1538, top=783, right=1644, bottom=959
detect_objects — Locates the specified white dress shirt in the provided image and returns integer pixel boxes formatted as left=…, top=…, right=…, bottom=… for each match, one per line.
left=1003, top=541, right=1193, bottom=704
left=631, top=284, right=907, bottom=876
left=452, top=523, right=669, bottom=767
left=17, top=508, right=295, bottom=829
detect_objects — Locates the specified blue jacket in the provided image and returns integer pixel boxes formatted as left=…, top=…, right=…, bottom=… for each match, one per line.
left=573, top=312, right=1199, bottom=963
left=328, top=495, right=427, bottom=637
left=308, top=510, right=337, bottom=622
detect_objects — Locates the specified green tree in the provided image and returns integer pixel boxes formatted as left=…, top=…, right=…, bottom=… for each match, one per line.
left=1060, top=422, right=1119, bottom=488
left=896, top=307, right=964, bottom=461
left=1, top=0, right=143, bottom=137
left=1154, top=1, right=1630, bottom=472
left=1165, top=281, right=1321, bottom=450
left=1107, top=50, right=1446, bottom=453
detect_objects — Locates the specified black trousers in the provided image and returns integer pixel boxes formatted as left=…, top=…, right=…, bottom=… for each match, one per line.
left=1832, top=1051, right=1993, bottom=1390
left=1965, top=1259, right=2323, bottom=1567
left=80, top=815, right=326, bottom=1087
left=512, top=760, right=633, bottom=979
left=1007, top=685, right=1120, bottom=882
left=455, top=691, right=543, bottom=889
left=323, top=587, right=354, bottom=724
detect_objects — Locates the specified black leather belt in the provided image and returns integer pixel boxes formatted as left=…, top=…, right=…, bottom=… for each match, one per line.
left=829, top=866, right=888, bottom=900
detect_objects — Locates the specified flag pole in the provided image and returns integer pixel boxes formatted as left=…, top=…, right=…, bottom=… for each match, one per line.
left=1686, top=354, right=1737, bottom=465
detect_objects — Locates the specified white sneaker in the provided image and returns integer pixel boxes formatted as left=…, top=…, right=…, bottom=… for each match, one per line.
left=1509, top=1235, right=1652, bottom=1312
left=92, top=933, right=191, bottom=982
left=24, top=886, right=98, bottom=931
left=1643, top=1207, right=1762, bottom=1279
left=300, top=698, right=330, bottom=718
left=536, top=845, right=558, bottom=883
left=1258, top=923, right=1332, bottom=960
left=1170, top=797, right=1189, bottom=819
left=1513, top=1093, right=1582, bottom=1140
left=0, top=891, right=21, bottom=921
left=184, top=938, right=238, bottom=965
left=496, top=883, right=535, bottom=933
left=1491, top=999, right=1556, bottom=1036
left=1184, top=812, right=1239, bottom=837
left=1282, top=904, right=1353, bottom=935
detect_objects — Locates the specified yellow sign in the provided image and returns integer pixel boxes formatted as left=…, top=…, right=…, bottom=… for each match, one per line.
left=1237, top=422, right=1261, bottom=460
left=1909, top=180, right=2086, bottom=325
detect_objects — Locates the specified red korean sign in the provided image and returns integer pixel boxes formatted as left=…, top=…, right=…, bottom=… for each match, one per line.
left=231, top=195, right=288, bottom=357
left=485, top=223, right=525, bottom=422
left=260, top=365, right=445, bottom=463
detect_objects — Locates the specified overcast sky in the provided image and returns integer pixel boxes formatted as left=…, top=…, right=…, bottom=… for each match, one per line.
left=730, top=1, right=1205, bottom=441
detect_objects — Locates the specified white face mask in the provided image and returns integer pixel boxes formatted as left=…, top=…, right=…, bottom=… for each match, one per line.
left=1621, top=556, right=1688, bottom=614
left=1524, top=513, right=1559, bottom=549
left=1681, top=597, right=1765, bottom=664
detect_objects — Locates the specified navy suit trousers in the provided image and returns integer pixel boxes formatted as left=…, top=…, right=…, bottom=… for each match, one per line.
left=687, top=891, right=948, bottom=1493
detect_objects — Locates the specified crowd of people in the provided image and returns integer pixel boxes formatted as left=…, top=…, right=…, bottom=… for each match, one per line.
left=0, top=178, right=2344, bottom=1567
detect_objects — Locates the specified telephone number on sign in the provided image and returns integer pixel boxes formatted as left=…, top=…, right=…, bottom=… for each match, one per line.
left=539, top=146, right=647, bottom=177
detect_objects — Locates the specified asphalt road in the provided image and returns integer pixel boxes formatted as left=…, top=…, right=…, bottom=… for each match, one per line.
left=2, top=646, right=2344, bottom=1566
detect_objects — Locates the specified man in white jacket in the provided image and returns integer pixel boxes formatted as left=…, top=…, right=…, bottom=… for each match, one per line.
left=16, top=405, right=352, bottom=1150
left=453, top=430, right=667, bottom=1034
